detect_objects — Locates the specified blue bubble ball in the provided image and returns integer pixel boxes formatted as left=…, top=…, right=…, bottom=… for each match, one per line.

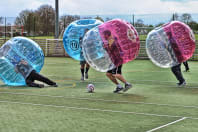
left=63, top=19, right=103, bottom=61
left=0, top=37, right=44, bottom=86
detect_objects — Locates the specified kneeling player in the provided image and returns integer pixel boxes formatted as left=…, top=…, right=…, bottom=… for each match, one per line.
left=106, top=65, right=132, bottom=93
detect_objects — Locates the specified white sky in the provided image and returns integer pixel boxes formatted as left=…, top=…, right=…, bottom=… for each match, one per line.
left=0, top=0, right=198, bottom=17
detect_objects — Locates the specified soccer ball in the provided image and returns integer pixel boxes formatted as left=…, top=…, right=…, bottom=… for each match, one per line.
left=87, top=84, right=95, bottom=93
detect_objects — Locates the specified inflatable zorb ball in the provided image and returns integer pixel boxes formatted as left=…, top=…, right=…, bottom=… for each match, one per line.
left=0, top=37, right=44, bottom=86
left=146, top=21, right=196, bottom=68
left=82, top=19, right=140, bottom=72
left=63, top=19, right=103, bottom=61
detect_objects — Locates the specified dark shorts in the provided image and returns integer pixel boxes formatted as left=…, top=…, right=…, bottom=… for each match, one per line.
left=107, top=65, right=122, bottom=75
left=80, top=61, right=86, bottom=65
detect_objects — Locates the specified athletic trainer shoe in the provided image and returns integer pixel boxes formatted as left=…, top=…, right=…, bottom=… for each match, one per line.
left=113, top=87, right=124, bottom=93
left=81, top=76, right=84, bottom=81
left=85, top=73, right=88, bottom=79
left=52, top=83, right=58, bottom=87
left=123, top=83, right=132, bottom=92
left=38, top=84, right=44, bottom=88
left=177, top=81, right=186, bottom=87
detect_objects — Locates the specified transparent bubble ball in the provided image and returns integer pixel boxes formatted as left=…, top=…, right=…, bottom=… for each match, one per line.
left=63, top=19, right=103, bottom=61
left=0, top=37, right=44, bottom=86
left=146, top=21, right=196, bottom=68
left=82, top=19, right=140, bottom=72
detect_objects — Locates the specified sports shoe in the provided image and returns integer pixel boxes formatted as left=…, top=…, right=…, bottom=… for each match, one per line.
left=85, top=72, right=88, bottom=79
left=113, top=86, right=124, bottom=93
left=38, top=84, right=44, bottom=88
left=81, top=76, right=84, bottom=81
left=52, top=83, right=58, bottom=87
left=123, top=83, right=132, bottom=92
left=177, top=81, right=186, bottom=87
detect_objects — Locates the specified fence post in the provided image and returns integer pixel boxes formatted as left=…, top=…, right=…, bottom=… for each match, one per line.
left=45, top=39, right=48, bottom=56
left=132, top=14, right=135, bottom=26
left=33, top=16, right=36, bottom=39
left=172, top=13, right=175, bottom=21
left=4, top=17, right=6, bottom=42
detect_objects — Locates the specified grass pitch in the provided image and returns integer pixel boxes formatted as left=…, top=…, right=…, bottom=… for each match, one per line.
left=0, top=57, right=198, bottom=132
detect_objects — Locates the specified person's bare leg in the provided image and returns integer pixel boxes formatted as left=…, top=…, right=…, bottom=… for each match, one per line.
left=106, top=73, right=124, bottom=93
left=114, top=74, right=132, bottom=92
left=114, top=74, right=127, bottom=84
left=106, top=73, right=119, bottom=85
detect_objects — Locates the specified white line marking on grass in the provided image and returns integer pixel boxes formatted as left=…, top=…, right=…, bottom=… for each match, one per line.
left=85, top=80, right=198, bottom=89
left=45, top=77, right=198, bottom=87
left=146, top=117, right=187, bottom=132
left=93, top=78, right=198, bottom=86
left=135, top=83, right=198, bottom=89
left=1, top=92, right=198, bottom=109
left=0, top=100, right=197, bottom=120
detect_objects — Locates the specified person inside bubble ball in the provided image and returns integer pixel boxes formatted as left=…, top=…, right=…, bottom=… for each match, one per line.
left=165, top=35, right=186, bottom=87
left=79, top=28, right=90, bottom=81
left=103, top=30, right=123, bottom=65
left=15, top=59, right=58, bottom=88
left=103, top=30, right=132, bottom=93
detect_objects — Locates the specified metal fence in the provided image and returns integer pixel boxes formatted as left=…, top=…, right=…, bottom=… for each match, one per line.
left=0, top=38, right=197, bottom=60
left=0, top=14, right=198, bottom=60
left=1, top=14, right=198, bottom=38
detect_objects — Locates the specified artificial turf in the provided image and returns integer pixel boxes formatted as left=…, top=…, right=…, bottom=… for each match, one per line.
left=0, top=57, right=198, bottom=132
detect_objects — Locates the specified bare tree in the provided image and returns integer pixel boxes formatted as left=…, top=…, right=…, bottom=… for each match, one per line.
left=36, top=4, right=55, bottom=36
left=15, top=10, right=35, bottom=35
left=60, top=15, right=80, bottom=30
left=94, top=15, right=104, bottom=22
left=180, top=13, right=192, bottom=24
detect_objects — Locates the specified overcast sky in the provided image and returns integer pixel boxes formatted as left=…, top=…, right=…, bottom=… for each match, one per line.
left=0, top=0, right=198, bottom=17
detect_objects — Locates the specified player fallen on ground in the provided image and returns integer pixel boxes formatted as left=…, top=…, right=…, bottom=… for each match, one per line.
left=15, top=59, right=58, bottom=88
left=171, top=64, right=186, bottom=87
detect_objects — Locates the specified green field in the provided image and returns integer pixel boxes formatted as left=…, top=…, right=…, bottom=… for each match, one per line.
left=0, top=58, right=198, bottom=132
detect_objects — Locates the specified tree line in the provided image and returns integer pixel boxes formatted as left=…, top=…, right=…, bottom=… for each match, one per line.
left=134, top=13, right=198, bottom=32
left=13, top=4, right=104, bottom=37
left=2, top=4, right=197, bottom=37
left=172, top=13, right=198, bottom=32
left=15, top=5, right=56, bottom=36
